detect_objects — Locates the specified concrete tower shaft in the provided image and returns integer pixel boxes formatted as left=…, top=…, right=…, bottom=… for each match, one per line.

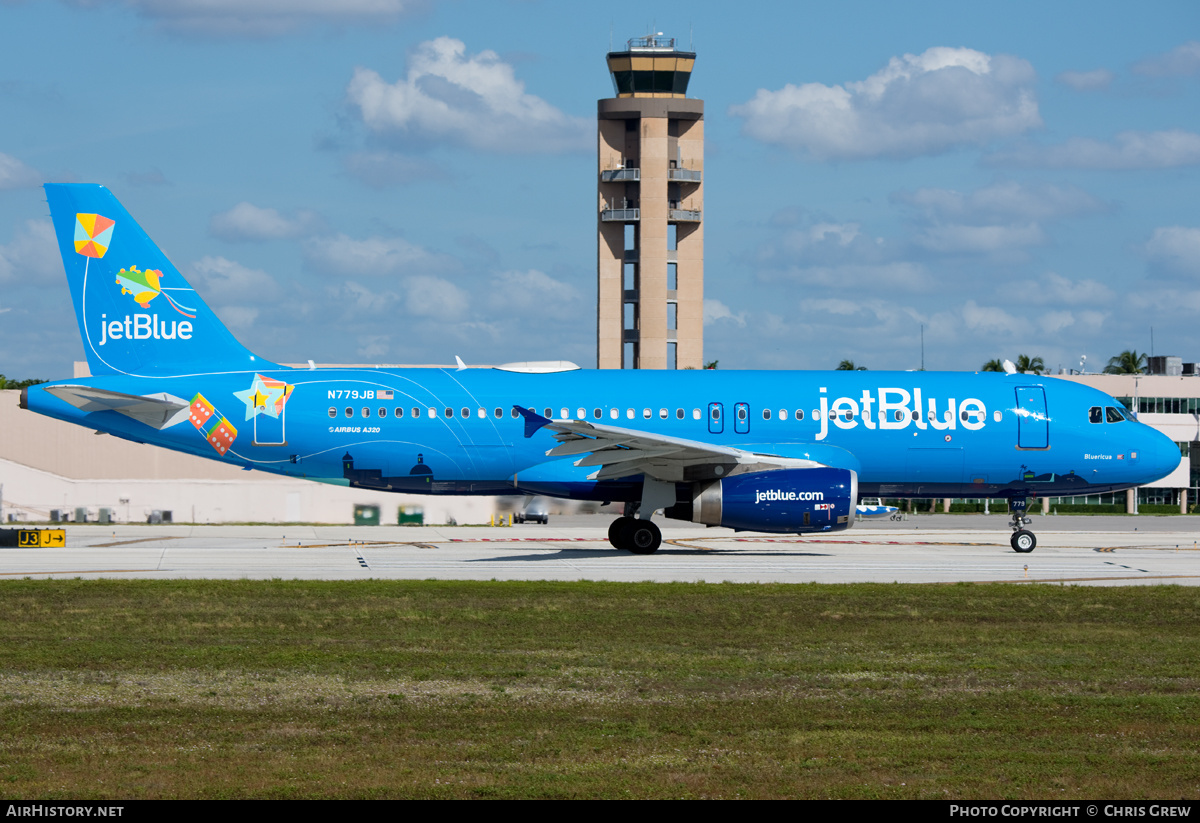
left=597, top=35, right=703, bottom=370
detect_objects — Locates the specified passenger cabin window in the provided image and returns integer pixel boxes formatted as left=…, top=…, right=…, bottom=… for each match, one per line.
left=461, top=408, right=469, bottom=418
left=595, top=409, right=603, bottom=419
left=328, top=407, right=337, bottom=418
left=762, top=409, right=771, bottom=420
left=676, top=409, right=684, bottom=419
left=344, top=408, right=353, bottom=418
left=362, top=407, right=371, bottom=418
left=794, top=409, right=804, bottom=421
left=494, top=408, right=502, bottom=418
left=1089, top=406, right=1103, bottom=424
left=395, top=407, right=404, bottom=418
left=544, top=408, right=552, bottom=418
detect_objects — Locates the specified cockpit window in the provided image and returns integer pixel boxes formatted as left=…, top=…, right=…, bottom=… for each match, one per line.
left=1106, top=406, right=1126, bottom=423
left=1089, top=406, right=1103, bottom=424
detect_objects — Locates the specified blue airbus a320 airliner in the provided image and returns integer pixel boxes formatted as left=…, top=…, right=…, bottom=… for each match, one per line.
left=23, top=185, right=1179, bottom=553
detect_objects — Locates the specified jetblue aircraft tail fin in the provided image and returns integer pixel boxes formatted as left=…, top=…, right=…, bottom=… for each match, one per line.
left=45, top=184, right=277, bottom=377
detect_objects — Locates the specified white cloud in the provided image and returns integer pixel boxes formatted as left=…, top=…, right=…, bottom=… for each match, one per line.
left=987, top=129, right=1200, bottom=169
left=1038, top=310, right=1076, bottom=335
left=1055, top=69, right=1115, bottom=91
left=346, top=37, right=590, bottom=154
left=1144, top=226, right=1200, bottom=277
left=343, top=152, right=447, bottom=188
left=214, top=305, right=261, bottom=331
left=402, top=274, right=468, bottom=321
left=703, top=299, right=747, bottom=327
left=896, top=181, right=1107, bottom=222
left=303, top=233, right=458, bottom=277
left=0, top=153, right=40, bottom=190
left=768, top=262, right=934, bottom=292
left=804, top=298, right=862, bottom=316
left=961, top=299, right=1029, bottom=336
left=190, top=255, right=282, bottom=303
left=209, top=202, right=322, bottom=242
left=1025, top=272, right=1115, bottom=306
left=915, top=222, right=1046, bottom=255
left=120, top=0, right=415, bottom=37
left=357, top=334, right=391, bottom=359
left=0, top=220, right=59, bottom=284
left=487, top=269, right=582, bottom=317
left=1132, top=41, right=1200, bottom=77
left=729, top=47, right=1040, bottom=160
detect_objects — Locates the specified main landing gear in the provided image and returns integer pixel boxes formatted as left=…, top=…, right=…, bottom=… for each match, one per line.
left=608, top=516, right=662, bottom=554
left=1009, top=498, right=1036, bottom=553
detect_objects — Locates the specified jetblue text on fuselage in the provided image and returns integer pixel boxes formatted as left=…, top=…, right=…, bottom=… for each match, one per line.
left=98, top=314, right=192, bottom=345
left=816, top=386, right=987, bottom=441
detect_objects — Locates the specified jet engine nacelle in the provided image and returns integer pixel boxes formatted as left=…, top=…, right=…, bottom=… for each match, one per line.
left=664, top=466, right=857, bottom=533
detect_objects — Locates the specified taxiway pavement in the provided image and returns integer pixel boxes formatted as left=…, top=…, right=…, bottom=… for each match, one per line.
left=3, top=515, right=1199, bottom=585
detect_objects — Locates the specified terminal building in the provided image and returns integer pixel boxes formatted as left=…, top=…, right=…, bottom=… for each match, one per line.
left=597, top=34, right=704, bottom=370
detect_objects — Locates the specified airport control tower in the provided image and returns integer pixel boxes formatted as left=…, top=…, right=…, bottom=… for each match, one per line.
left=597, top=34, right=703, bottom=370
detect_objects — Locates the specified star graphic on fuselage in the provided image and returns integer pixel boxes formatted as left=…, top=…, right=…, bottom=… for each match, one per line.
left=233, top=374, right=293, bottom=421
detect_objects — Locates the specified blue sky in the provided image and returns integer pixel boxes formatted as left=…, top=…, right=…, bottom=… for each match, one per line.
left=2, top=0, right=1198, bottom=377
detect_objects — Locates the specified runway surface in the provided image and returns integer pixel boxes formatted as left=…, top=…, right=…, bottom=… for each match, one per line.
left=4, top=515, right=1200, bottom=585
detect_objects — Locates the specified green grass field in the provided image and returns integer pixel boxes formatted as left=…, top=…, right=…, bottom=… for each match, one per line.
left=0, top=579, right=1197, bottom=799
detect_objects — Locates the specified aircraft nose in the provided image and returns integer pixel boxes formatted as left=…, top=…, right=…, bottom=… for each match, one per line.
left=1142, top=426, right=1182, bottom=484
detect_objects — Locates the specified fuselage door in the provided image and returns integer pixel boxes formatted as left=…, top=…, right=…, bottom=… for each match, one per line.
left=1016, top=386, right=1049, bottom=449
left=708, top=402, right=723, bottom=434
left=734, top=402, right=750, bottom=434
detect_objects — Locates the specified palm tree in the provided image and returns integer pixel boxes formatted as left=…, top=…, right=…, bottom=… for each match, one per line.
left=1015, top=354, right=1044, bottom=375
left=981, top=359, right=1004, bottom=372
left=1104, top=350, right=1147, bottom=374
left=836, top=360, right=867, bottom=371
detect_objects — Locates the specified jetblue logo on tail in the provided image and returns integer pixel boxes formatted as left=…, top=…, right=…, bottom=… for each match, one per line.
left=98, top=313, right=193, bottom=344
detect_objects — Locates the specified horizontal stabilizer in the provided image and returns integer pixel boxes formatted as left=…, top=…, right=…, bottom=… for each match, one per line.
left=45, top=385, right=190, bottom=430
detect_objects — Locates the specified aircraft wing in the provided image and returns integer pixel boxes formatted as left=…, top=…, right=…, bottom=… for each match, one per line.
left=517, top=407, right=827, bottom=483
left=44, top=385, right=191, bottom=430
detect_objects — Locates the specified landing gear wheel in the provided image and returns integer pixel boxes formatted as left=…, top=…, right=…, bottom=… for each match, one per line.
left=608, top=516, right=635, bottom=549
left=626, top=520, right=662, bottom=555
left=1011, top=529, right=1036, bottom=553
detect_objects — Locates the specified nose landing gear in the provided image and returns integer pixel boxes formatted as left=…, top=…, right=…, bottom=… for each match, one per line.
left=1009, top=498, right=1036, bottom=553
